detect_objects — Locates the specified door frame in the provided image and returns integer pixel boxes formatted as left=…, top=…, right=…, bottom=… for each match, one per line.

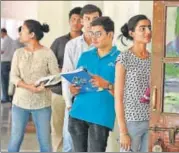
left=149, top=0, right=179, bottom=151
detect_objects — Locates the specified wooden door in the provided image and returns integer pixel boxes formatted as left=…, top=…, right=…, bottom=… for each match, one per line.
left=149, top=1, right=179, bottom=152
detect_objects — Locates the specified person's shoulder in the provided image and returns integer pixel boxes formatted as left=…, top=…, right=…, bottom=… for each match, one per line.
left=3, top=35, right=12, bottom=42
left=40, top=47, right=57, bottom=58
left=66, top=35, right=82, bottom=47
left=119, top=49, right=131, bottom=56
left=115, top=49, right=131, bottom=63
left=112, top=46, right=121, bottom=56
left=80, top=47, right=96, bottom=59
left=7, top=36, right=14, bottom=42
left=42, top=47, right=53, bottom=53
left=13, top=47, right=25, bottom=56
left=54, top=34, right=70, bottom=42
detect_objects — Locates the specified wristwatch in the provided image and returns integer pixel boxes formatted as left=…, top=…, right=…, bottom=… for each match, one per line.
left=107, top=83, right=113, bottom=90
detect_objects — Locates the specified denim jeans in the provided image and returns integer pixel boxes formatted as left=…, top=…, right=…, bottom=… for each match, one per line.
left=119, top=121, right=149, bottom=152
left=1, top=62, right=11, bottom=102
left=62, top=108, right=73, bottom=152
left=8, top=105, right=52, bottom=152
left=68, top=116, right=110, bottom=152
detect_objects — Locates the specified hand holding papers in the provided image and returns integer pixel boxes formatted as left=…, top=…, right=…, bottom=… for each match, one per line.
left=61, top=68, right=103, bottom=93
left=35, top=74, right=61, bottom=88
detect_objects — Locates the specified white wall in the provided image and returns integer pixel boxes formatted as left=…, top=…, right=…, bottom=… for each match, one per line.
left=1, top=1, right=38, bottom=20
left=1, top=18, right=23, bottom=40
left=71, top=1, right=103, bottom=9
left=1, top=1, right=154, bottom=152
left=1, top=1, right=153, bottom=48
left=1, top=1, right=38, bottom=40
left=37, top=1, right=71, bottom=47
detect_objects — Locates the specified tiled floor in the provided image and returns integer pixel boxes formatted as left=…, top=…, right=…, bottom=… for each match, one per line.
left=1, top=103, right=38, bottom=152
left=1, top=103, right=120, bottom=152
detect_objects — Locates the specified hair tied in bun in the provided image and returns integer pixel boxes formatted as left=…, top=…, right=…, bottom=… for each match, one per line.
left=121, top=23, right=129, bottom=38
left=41, top=23, right=49, bottom=33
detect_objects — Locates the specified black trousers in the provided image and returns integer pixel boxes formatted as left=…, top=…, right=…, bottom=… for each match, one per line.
left=68, top=116, right=110, bottom=152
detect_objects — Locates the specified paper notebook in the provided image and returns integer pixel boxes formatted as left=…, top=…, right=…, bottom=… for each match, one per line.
left=61, top=68, right=103, bottom=93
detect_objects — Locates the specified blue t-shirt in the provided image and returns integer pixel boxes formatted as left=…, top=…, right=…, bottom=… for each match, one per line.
left=69, top=46, right=120, bottom=130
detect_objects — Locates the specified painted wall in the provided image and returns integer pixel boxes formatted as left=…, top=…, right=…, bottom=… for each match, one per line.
left=1, top=1, right=153, bottom=48
left=37, top=1, right=71, bottom=47
left=1, top=1, right=38, bottom=20
left=1, top=1, right=154, bottom=152
left=1, top=1, right=38, bottom=39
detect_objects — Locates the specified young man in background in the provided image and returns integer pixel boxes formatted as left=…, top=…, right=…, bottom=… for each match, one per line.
left=50, top=7, right=83, bottom=152
left=62, top=4, right=102, bottom=152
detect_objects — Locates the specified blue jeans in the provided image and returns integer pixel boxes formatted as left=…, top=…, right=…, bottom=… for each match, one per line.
left=62, top=108, right=73, bottom=152
left=119, top=121, right=149, bottom=152
left=8, top=105, right=52, bottom=152
left=1, top=62, right=11, bottom=102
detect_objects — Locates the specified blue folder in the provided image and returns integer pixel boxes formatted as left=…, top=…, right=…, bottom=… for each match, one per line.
left=61, top=68, right=102, bottom=93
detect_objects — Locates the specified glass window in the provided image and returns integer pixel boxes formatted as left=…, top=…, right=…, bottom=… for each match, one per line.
left=163, top=63, right=179, bottom=113
left=165, top=7, right=179, bottom=57
left=163, top=7, right=179, bottom=113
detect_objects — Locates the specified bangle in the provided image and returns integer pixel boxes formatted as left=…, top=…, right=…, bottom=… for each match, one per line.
left=120, top=133, right=129, bottom=136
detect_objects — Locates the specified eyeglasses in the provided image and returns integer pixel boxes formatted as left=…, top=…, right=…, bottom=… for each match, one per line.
left=89, top=31, right=108, bottom=38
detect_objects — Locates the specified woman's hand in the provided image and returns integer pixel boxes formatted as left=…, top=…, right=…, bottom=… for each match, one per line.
left=28, top=84, right=45, bottom=93
left=119, top=133, right=131, bottom=151
left=69, top=84, right=81, bottom=96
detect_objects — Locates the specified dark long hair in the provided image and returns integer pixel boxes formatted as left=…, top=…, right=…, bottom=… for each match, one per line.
left=118, top=14, right=150, bottom=46
left=24, top=19, right=49, bottom=41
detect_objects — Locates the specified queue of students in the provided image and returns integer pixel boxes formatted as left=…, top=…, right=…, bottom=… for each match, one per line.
left=6, top=4, right=151, bottom=152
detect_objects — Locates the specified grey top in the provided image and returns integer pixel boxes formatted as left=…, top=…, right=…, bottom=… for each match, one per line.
left=50, top=33, right=71, bottom=95
left=50, top=33, right=71, bottom=69
left=13, top=38, right=25, bottom=50
left=1, top=35, right=14, bottom=62
left=116, top=50, right=151, bottom=121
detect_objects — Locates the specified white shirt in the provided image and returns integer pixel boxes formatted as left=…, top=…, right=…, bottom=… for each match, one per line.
left=62, top=34, right=93, bottom=108
left=1, top=35, right=15, bottom=62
